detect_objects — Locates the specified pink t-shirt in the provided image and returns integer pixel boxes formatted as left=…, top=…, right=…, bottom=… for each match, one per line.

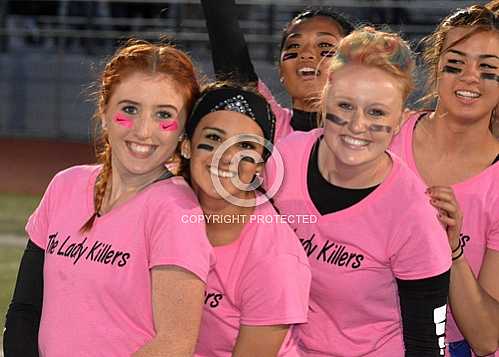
left=26, top=165, right=213, bottom=357
left=265, top=129, right=452, bottom=356
left=391, top=113, right=499, bottom=354
left=194, top=200, right=311, bottom=356
left=258, top=80, right=294, bottom=141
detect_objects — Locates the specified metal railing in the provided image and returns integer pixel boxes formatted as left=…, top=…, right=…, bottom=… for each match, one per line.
left=0, top=0, right=485, bottom=140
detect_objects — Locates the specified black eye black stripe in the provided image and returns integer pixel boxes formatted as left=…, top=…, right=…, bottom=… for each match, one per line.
left=197, top=143, right=214, bottom=151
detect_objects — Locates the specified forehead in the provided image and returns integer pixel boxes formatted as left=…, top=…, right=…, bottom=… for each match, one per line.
left=195, top=111, right=263, bottom=138
left=285, top=16, right=343, bottom=41
left=326, top=65, right=402, bottom=105
left=111, top=71, right=185, bottom=104
left=442, top=28, right=499, bottom=58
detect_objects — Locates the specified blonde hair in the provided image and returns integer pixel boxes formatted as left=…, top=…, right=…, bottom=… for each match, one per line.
left=322, top=27, right=415, bottom=123
left=81, top=39, right=200, bottom=233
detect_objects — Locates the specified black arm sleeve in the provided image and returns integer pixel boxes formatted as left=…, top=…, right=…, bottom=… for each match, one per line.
left=3, top=239, right=44, bottom=357
left=396, top=270, right=450, bottom=357
left=201, top=0, right=258, bottom=83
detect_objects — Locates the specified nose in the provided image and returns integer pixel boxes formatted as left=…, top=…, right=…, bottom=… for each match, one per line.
left=459, top=62, right=480, bottom=84
left=219, top=144, right=239, bottom=166
left=133, top=115, right=154, bottom=139
left=347, top=110, right=369, bottom=134
left=300, top=42, right=316, bottom=60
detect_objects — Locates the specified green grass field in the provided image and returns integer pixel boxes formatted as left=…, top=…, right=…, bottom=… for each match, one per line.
left=0, top=192, right=40, bottom=334
left=0, top=246, right=24, bottom=328
left=0, top=192, right=41, bottom=236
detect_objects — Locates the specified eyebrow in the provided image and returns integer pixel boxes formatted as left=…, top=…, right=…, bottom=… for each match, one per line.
left=239, top=134, right=264, bottom=143
left=203, top=127, right=226, bottom=135
left=118, top=100, right=179, bottom=112
left=286, top=31, right=338, bottom=41
left=447, top=50, right=499, bottom=61
left=479, top=54, right=499, bottom=61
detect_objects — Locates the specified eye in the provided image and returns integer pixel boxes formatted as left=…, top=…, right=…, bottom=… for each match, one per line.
left=480, top=63, right=497, bottom=70
left=318, top=42, right=334, bottom=48
left=448, top=59, right=464, bottom=65
left=122, top=105, right=138, bottom=115
left=338, top=102, right=353, bottom=111
left=285, top=43, right=300, bottom=50
left=368, top=108, right=386, bottom=117
left=240, top=141, right=257, bottom=150
left=205, top=133, right=222, bottom=142
left=156, top=111, right=173, bottom=120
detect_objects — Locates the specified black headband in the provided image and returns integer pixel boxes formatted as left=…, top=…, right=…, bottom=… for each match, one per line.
left=186, top=88, right=276, bottom=146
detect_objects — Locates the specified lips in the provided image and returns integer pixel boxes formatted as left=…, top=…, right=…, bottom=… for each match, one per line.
left=340, top=135, right=370, bottom=149
left=209, top=165, right=237, bottom=178
left=297, top=66, right=321, bottom=79
left=455, top=89, right=481, bottom=104
left=126, top=141, right=157, bottom=158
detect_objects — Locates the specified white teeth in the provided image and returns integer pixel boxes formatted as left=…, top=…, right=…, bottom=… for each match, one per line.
left=209, top=166, right=236, bottom=178
left=456, top=90, right=480, bottom=98
left=342, top=136, right=369, bottom=146
left=298, top=67, right=319, bottom=76
left=129, top=142, right=154, bottom=154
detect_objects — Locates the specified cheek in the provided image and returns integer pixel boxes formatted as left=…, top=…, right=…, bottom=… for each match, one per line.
left=281, top=52, right=298, bottom=62
left=114, top=113, right=133, bottom=128
left=280, top=61, right=295, bottom=79
left=159, top=119, right=179, bottom=132
left=237, top=162, right=257, bottom=182
left=437, top=74, right=454, bottom=94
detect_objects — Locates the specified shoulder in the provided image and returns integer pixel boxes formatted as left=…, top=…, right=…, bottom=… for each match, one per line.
left=145, top=176, right=201, bottom=211
left=47, top=164, right=99, bottom=194
left=53, top=164, right=99, bottom=182
left=381, top=154, right=430, bottom=213
left=245, top=202, right=308, bottom=263
left=276, top=128, right=321, bottom=156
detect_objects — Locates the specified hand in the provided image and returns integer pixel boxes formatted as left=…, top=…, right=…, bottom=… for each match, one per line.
left=426, top=186, right=463, bottom=251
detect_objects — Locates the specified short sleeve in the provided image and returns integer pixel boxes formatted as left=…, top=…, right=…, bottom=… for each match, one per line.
left=25, top=175, right=59, bottom=250
left=389, top=201, right=452, bottom=280
left=146, top=189, right=214, bottom=284
left=487, top=218, right=499, bottom=251
left=238, top=254, right=311, bottom=326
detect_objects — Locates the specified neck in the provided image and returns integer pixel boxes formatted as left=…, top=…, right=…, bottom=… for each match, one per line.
left=318, top=139, right=391, bottom=188
left=196, top=190, right=255, bottom=246
left=428, top=105, right=496, bottom=156
left=108, top=160, right=166, bottom=204
left=293, top=97, right=316, bottom=112
left=195, top=190, right=254, bottom=218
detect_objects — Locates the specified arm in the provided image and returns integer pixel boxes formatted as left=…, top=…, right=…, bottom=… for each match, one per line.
left=396, top=271, right=450, bottom=357
left=428, top=186, right=499, bottom=355
left=132, top=266, right=206, bottom=357
left=232, top=325, right=289, bottom=357
left=201, top=0, right=258, bottom=83
left=450, top=250, right=499, bottom=356
left=3, top=240, right=44, bottom=357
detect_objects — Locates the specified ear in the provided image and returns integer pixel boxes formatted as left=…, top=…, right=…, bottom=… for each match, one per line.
left=180, top=138, right=192, bottom=159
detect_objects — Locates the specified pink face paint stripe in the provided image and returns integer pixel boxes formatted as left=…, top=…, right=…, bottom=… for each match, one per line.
left=114, top=113, right=133, bottom=128
left=160, top=120, right=178, bottom=132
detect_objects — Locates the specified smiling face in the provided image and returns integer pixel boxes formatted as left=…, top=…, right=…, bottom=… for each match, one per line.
left=436, top=28, right=499, bottom=124
left=323, top=65, right=404, bottom=169
left=183, top=111, right=265, bottom=202
left=103, top=71, right=187, bottom=182
left=279, top=16, right=343, bottom=110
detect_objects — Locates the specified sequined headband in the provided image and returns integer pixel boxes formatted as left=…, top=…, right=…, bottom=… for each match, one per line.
left=186, top=87, right=276, bottom=146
